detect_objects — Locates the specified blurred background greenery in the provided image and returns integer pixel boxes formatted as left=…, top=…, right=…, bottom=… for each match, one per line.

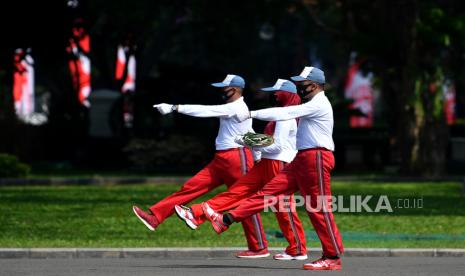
left=0, top=0, right=465, bottom=177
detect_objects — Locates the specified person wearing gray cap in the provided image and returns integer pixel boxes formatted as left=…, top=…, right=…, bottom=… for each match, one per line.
left=175, top=79, right=308, bottom=260
left=132, top=74, right=268, bottom=257
left=201, top=67, right=345, bottom=270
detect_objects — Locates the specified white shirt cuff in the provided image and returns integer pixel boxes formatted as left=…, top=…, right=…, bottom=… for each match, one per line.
left=250, top=111, right=258, bottom=118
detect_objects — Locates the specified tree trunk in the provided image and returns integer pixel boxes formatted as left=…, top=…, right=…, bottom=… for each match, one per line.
left=413, top=71, right=449, bottom=176
left=381, top=0, right=448, bottom=175
left=380, top=0, right=419, bottom=175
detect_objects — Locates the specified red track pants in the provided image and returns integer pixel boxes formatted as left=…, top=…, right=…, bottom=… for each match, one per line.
left=190, top=158, right=307, bottom=256
left=228, top=149, right=344, bottom=257
left=149, top=147, right=267, bottom=251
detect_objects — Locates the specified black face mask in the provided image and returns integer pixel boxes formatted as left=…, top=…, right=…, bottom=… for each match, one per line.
left=297, top=83, right=313, bottom=100
left=221, top=89, right=235, bottom=101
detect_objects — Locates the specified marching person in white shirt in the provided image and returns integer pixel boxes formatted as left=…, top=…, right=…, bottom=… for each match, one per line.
left=175, top=79, right=308, bottom=259
left=132, top=74, right=268, bottom=255
left=201, top=67, right=345, bottom=270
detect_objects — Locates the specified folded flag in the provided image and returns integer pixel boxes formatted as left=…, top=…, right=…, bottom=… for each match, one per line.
left=242, top=132, right=274, bottom=147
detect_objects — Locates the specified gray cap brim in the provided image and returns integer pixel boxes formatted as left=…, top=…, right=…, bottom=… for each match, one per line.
left=211, top=82, right=228, bottom=87
left=260, top=87, right=277, bottom=92
left=291, top=76, right=306, bottom=82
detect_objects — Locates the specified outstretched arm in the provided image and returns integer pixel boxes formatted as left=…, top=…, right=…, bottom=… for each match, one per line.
left=153, top=103, right=234, bottom=118
left=177, top=104, right=233, bottom=118
left=251, top=102, right=318, bottom=121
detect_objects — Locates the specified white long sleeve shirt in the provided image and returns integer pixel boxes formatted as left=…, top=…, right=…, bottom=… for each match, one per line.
left=257, top=119, right=297, bottom=163
left=177, top=97, right=254, bottom=150
left=251, top=92, right=334, bottom=151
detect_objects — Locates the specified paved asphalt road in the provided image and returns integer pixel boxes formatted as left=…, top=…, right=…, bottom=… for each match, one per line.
left=1, top=256, right=464, bottom=276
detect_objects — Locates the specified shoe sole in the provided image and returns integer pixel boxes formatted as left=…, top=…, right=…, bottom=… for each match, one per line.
left=174, top=207, right=198, bottom=230
left=211, top=219, right=227, bottom=234
left=132, top=206, right=155, bottom=231
left=236, top=253, right=270, bottom=259
left=274, top=255, right=308, bottom=261
left=201, top=203, right=213, bottom=222
left=303, top=265, right=342, bottom=270
left=201, top=203, right=222, bottom=234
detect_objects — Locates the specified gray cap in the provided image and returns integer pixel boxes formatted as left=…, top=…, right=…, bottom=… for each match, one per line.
left=260, top=79, right=297, bottom=94
left=211, top=74, right=245, bottom=88
left=291, top=66, right=325, bottom=84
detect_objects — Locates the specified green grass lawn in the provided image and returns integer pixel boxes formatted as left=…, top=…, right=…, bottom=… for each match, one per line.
left=0, top=181, right=464, bottom=248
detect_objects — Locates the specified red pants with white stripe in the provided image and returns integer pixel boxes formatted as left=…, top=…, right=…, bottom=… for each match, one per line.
left=190, top=158, right=306, bottom=256
left=149, top=147, right=267, bottom=252
left=229, top=149, right=344, bottom=257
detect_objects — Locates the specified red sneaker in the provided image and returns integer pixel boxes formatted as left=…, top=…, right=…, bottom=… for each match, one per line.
left=201, top=202, right=229, bottom=234
left=132, top=206, right=159, bottom=231
left=303, top=257, right=342, bottom=270
left=235, top=249, right=270, bottom=258
left=174, top=205, right=199, bottom=230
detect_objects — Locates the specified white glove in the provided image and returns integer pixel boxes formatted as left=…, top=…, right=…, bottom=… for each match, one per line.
left=153, top=103, right=174, bottom=115
left=234, top=110, right=251, bottom=122
left=234, top=135, right=246, bottom=146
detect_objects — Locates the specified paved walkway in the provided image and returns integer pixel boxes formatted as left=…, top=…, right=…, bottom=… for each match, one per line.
left=1, top=256, right=464, bottom=276
left=1, top=247, right=464, bottom=258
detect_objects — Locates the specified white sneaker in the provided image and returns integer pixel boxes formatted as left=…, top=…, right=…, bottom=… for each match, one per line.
left=174, top=205, right=199, bottom=230
left=273, top=252, right=308, bottom=261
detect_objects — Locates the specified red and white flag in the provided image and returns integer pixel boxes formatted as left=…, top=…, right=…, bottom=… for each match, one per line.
left=443, top=80, right=456, bottom=125
left=115, top=45, right=136, bottom=93
left=344, top=55, right=374, bottom=128
left=13, top=48, right=35, bottom=118
left=67, top=19, right=91, bottom=107
left=116, top=43, right=136, bottom=128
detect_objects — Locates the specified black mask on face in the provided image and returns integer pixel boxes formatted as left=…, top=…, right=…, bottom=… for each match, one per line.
left=297, top=83, right=315, bottom=101
left=221, top=89, right=235, bottom=102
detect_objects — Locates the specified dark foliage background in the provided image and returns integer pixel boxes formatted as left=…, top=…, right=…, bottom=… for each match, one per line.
left=0, top=0, right=464, bottom=175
